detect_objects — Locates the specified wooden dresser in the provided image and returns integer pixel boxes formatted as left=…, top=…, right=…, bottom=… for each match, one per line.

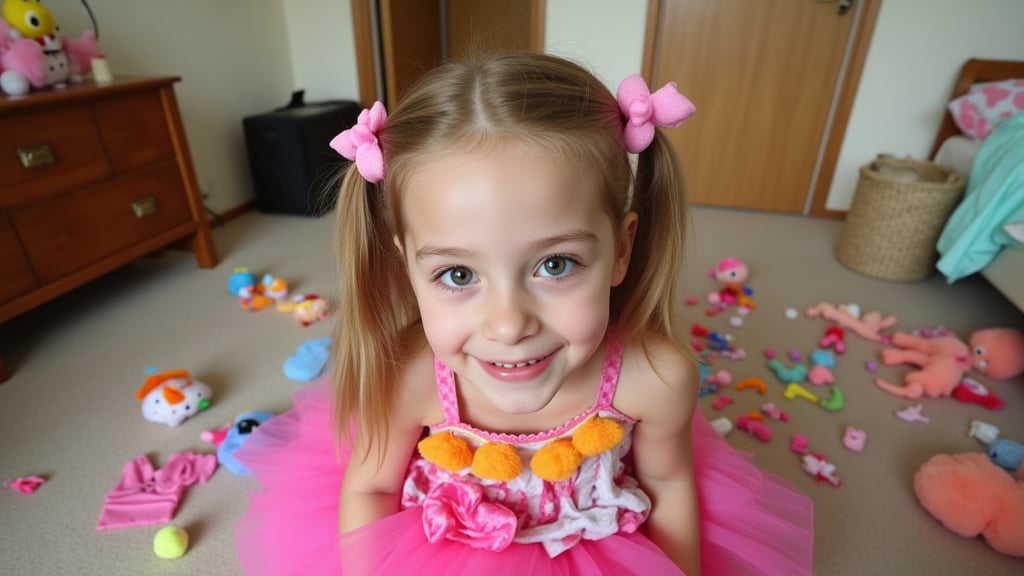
left=0, top=77, right=218, bottom=382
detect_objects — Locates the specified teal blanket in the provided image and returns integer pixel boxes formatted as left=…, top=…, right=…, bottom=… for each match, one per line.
left=937, top=113, right=1024, bottom=283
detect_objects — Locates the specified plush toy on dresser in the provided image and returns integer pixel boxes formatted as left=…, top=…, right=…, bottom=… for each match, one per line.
left=0, top=0, right=99, bottom=96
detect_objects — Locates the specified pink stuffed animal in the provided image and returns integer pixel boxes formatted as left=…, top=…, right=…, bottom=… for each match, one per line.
left=914, top=452, right=1024, bottom=557
left=874, top=332, right=972, bottom=398
left=0, top=0, right=98, bottom=96
left=969, top=328, right=1024, bottom=380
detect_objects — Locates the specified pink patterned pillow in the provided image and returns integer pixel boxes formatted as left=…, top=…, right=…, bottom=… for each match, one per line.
left=948, top=79, right=1024, bottom=140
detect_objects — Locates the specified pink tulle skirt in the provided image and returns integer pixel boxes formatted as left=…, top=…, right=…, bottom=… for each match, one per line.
left=235, top=384, right=813, bottom=575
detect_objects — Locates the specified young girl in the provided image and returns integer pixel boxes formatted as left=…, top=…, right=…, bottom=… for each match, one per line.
left=235, top=52, right=813, bottom=575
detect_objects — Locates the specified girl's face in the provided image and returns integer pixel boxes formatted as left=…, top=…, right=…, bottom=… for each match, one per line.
left=399, top=144, right=635, bottom=417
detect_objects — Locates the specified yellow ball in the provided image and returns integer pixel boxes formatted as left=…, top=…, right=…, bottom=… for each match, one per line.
left=153, top=525, right=189, bottom=559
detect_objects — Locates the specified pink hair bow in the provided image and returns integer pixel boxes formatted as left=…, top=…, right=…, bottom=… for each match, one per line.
left=617, top=75, right=695, bottom=153
left=330, top=101, right=387, bottom=183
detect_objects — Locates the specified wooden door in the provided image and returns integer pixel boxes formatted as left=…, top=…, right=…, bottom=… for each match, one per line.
left=375, top=0, right=544, bottom=110
left=648, top=0, right=860, bottom=213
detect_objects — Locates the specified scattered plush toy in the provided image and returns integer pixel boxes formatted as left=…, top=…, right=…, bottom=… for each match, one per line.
left=968, top=327, right=1024, bottom=380
left=135, top=369, right=212, bottom=427
left=0, top=0, right=99, bottom=95
left=261, top=273, right=289, bottom=302
left=874, top=332, right=972, bottom=399
left=876, top=328, right=1024, bottom=400
left=914, top=452, right=1024, bottom=557
left=805, top=302, right=896, bottom=342
left=218, top=410, right=274, bottom=475
left=278, top=294, right=330, bottom=327
left=227, top=267, right=257, bottom=296
left=706, top=257, right=756, bottom=309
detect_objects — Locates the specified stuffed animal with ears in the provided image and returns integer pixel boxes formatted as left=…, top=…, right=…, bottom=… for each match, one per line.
left=1, top=0, right=99, bottom=96
left=874, top=328, right=1024, bottom=399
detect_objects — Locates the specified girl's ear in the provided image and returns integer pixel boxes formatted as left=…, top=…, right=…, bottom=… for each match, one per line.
left=393, top=235, right=404, bottom=257
left=611, top=212, right=638, bottom=287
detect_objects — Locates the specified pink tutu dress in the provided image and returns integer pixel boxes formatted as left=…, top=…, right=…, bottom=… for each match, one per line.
left=235, top=335, right=813, bottom=575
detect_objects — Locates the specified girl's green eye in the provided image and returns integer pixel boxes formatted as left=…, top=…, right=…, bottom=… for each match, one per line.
left=441, top=266, right=475, bottom=287
left=538, top=256, right=574, bottom=278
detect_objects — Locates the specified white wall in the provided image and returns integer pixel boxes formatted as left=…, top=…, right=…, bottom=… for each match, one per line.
left=282, top=0, right=360, bottom=103
left=55, top=0, right=295, bottom=214
left=49, top=1, right=1024, bottom=214
left=544, top=0, right=648, bottom=91
left=827, top=0, right=1024, bottom=210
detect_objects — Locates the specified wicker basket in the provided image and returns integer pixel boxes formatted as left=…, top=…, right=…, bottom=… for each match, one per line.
left=836, top=155, right=965, bottom=281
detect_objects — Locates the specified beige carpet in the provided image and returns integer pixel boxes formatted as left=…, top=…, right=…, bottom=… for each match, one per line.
left=1, top=206, right=1022, bottom=575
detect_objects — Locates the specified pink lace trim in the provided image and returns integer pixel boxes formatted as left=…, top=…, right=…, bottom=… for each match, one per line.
left=430, top=331, right=633, bottom=445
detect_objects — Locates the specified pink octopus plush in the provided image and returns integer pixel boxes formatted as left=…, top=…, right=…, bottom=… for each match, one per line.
left=874, top=328, right=1024, bottom=399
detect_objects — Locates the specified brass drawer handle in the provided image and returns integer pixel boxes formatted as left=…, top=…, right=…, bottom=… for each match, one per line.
left=131, top=196, right=159, bottom=218
left=17, top=144, right=55, bottom=168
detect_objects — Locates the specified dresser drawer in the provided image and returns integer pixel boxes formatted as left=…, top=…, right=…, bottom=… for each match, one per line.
left=95, top=91, right=175, bottom=174
left=12, top=163, right=192, bottom=283
left=0, top=214, right=39, bottom=304
left=0, top=105, right=111, bottom=210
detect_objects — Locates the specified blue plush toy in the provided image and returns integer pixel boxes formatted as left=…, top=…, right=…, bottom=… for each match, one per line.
left=217, top=410, right=274, bottom=475
left=227, top=267, right=257, bottom=297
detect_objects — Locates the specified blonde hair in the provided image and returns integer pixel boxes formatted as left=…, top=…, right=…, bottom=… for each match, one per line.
left=333, top=52, right=689, bottom=459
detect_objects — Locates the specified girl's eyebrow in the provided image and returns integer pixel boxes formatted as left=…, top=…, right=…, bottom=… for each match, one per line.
left=414, top=230, right=598, bottom=262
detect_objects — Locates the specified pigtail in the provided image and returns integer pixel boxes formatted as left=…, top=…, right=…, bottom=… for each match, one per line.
left=615, top=130, right=689, bottom=352
left=333, top=164, right=417, bottom=462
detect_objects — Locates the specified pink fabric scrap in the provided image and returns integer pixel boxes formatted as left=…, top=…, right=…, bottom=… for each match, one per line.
left=4, top=475, right=46, bottom=494
left=96, top=452, right=217, bottom=530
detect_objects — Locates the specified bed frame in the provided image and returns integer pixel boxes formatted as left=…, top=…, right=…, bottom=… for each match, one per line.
left=929, top=58, right=1024, bottom=159
left=930, top=58, right=1024, bottom=313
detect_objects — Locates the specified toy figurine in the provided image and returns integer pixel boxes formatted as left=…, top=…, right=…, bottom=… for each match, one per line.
left=707, top=257, right=756, bottom=309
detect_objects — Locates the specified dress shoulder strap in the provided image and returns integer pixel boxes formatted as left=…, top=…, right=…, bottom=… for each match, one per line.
left=432, top=356, right=461, bottom=425
left=595, top=329, right=624, bottom=410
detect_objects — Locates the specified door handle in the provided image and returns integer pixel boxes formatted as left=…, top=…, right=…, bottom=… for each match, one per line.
left=816, top=0, right=854, bottom=16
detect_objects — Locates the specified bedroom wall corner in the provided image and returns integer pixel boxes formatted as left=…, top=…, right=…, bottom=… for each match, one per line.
left=825, top=0, right=1024, bottom=212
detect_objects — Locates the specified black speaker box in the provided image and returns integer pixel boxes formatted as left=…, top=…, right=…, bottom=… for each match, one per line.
left=243, top=96, right=361, bottom=216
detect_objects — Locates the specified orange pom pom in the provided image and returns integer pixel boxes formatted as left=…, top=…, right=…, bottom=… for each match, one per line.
left=530, top=438, right=583, bottom=482
left=572, top=416, right=625, bottom=456
left=418, top=431, right=473, bottom=472
left=471, top=442, right=522, bottom=481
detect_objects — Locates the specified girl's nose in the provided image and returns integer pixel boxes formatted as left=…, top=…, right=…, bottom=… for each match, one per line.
left=482, top=287, right=539, bottom=344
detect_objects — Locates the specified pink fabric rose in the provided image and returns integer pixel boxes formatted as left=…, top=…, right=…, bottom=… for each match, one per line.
left=421, top=480, right=518, bottom=551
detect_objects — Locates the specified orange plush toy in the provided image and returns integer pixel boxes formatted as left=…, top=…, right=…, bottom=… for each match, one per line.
left=914, top=452, right=1024, bottom=557
left=875, top=327, right=1024, bottom=399
left=969, top=327, right=1024, bottom=380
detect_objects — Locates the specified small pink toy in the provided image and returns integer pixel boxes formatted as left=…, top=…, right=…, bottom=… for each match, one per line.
left=761, top=403, right=790, bottom=421
left=4, top=475, right=46, bottom=494
left=685, top=296, right=699, bottom=306
left=736, top=415, right=772, bottom=442
left=705, top=370, right=733, bottom=388
left=969, top=328, right=1024, bottom=380
left=897, top=403, right=930, bottom=424
left=843, top=426, right=867, bottom=452
left=711, top=396, right=734, bottom=411
left=807, top=365, right=835, bottom=386
left=764, top=348, right=776, bottom=360
left=707, top=257, right=756, bottom=310
left=200, top=423, right=232, bottom=447
left=819, top=326, right=846, bottom=355
left=790, top=434, right=809, bottom=454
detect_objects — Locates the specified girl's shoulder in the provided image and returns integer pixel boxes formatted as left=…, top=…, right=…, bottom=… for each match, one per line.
left=613, top=332, right=699, bottom=423
left=396, top=324, right=445, bottom=427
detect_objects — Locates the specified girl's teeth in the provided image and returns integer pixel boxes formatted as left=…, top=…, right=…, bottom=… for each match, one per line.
left=492, top=359, right=540, bottom=369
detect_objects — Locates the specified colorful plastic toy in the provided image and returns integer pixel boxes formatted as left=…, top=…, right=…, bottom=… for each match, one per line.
left=706, top=257, right=756, bottom=309
left=218, top=410, right=275, bottom=475
left=0, top=0, right=99, bottom=95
